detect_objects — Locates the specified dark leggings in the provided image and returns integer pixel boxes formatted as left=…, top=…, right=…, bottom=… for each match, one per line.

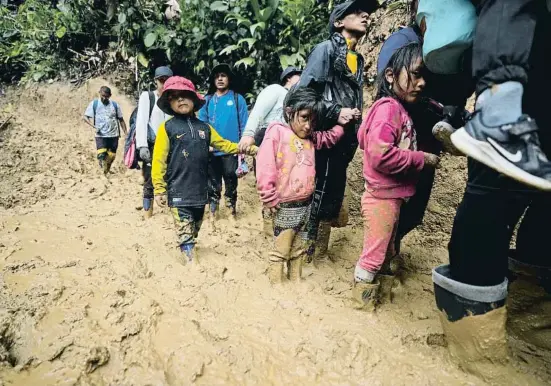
left=142, top=143, right=154, bottom=200
left=207, top=154, right=238, bottom=207
left=395, top=167, right=436, bottom=252
left=449, top=187, right=551, bottom=286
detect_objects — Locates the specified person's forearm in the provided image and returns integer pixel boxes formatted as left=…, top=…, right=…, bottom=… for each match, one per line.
left=120, top=120, right=128, bottom=134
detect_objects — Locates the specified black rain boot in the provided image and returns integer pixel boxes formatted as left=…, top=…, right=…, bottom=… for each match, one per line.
left=433, top=264, right=509, bottom=382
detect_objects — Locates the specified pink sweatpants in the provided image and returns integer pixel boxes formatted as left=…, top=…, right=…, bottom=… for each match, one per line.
left=357, top=191, right=403, bottom=274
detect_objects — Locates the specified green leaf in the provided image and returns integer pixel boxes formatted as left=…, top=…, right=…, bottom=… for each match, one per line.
left=194, top=60, right=205, bottom=73
left=137, top=53, right=149, bottom=67
left=144, top=32, right=157, bottom=48
left=210, top=1, right=228, bottom=12
left=55, top=26, right=66, bottom=39
left=219, top=44, right=239, bottom=56
left=32, top=72, right=44, bottom=82
left=250, top=22, right=265, bottom=36
left=235, top=57, right=255, bottom=69
left=279, top=54, right=291, bottom=69
left=118, top=13, right=126, bottom=24
left=214, top=30, right=231, bottom=39
left=238, top=38, right=257, bottom=50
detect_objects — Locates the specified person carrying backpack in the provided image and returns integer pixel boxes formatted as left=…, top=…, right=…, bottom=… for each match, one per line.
left=83, top=86, right=128, bottom=175
left=135, top=66, right=173, bottom=218
left=297, top=0, right=379, bottom=263
left=198, top=63, right=248, bottom=223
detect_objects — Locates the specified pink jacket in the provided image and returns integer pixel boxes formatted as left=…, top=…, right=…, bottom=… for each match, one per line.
left=256, top=122, right=344, bottom=207
left=358, top=97, right=425, bottom=199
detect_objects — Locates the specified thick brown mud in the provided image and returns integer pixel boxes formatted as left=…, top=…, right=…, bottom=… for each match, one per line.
left=0, top=77, right=549, bottom=385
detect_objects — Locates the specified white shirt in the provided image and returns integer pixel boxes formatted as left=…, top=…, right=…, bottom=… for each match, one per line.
left=84, top=100, right=122, bottom=138
left=135, top=90, right=171, bottom=149
left=243, top=84, right=288, bottom=138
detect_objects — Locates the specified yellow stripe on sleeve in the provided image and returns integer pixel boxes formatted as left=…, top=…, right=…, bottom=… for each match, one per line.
left=209, top=125, right=238, bottom=154
left=152, top=122, right=170, bottom=195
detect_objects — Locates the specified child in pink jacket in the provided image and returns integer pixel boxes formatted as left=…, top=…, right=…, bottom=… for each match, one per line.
left=256, top=87, right=345, bottom=283
left=353, top=43, right=440, bottom=310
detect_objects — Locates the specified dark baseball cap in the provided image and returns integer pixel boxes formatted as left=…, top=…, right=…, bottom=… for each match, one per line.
left=154, top=66, right=173, bottom=79
left=280, top=66, right=302, bottom=84
left=329, top=0, right=379, bottom=34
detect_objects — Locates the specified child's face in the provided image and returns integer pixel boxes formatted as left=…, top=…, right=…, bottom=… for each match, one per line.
left=289, top=109, right=314, bottom=139
left=386, top=56, right=426, bottom=104
left=169, top=91, right=195, bottom=115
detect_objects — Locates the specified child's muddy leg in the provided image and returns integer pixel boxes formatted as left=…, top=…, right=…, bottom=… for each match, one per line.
left=268, top=228, right=295, bottom=283
left=288, top=242, right=304, bottom=282
left=172, top=207, right=200, bottom=265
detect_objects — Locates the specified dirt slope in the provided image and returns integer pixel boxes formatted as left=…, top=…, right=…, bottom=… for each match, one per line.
left=0, top=76, right=550, bottom=386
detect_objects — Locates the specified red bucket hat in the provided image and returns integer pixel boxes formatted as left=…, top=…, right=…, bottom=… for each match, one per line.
left=157, top=76, right=205, bottom=114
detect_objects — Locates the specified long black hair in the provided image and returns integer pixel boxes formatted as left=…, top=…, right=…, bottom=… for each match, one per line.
left=376, top=42, right=423, bottom=101
left=283, top=87, right=323, bottom=126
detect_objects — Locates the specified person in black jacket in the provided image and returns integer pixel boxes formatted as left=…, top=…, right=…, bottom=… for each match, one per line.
left=297, top=0, right=379, bottom=262
left=152, top=77, right=256, bottom=265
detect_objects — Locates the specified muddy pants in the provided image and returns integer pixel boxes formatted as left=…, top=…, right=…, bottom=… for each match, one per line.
left=449, top=0, right=551, bottom=286
left=357, top=192, right=403, bottom=275
left=473, top=0, right=549, bottom=95
left=95, top=137, right=118, bottom=161
left=269, top=201, right=314, bottom=281
left=142, top=143, right=155, bottom=200
left=170, top=206, right=205, bottom=249
left=449, top=185, right=551, bottom=287
left=208, top=154, right=238, bottom=209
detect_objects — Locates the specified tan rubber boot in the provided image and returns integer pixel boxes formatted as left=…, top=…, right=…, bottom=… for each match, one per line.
left=288, top=237, right=308, bottom=281
left=103, top=151, right=115, bottom=175
left=313, top=221, right=331, bottom=266
left=268, top=259, right=286, bottom=284
left=351, top=280, right=380, bottom=311
left=288, top=257, right=303, bottom=281
left=262, top=208, right=274, bottom=238
left=267, top=229, right=294, bottom=284
left=433, top=265, right=509, bottom=382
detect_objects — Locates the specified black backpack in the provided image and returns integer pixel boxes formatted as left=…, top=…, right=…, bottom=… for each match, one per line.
left=124, top=92, right=155, bottom=169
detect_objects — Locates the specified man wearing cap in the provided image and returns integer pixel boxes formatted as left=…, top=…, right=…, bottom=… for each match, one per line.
left=136, top=66, right=173, bottom=218
left=199, top=63, right=248, bottom=220
left=297, top=0, right=378, bottom=262
left=238, top=66, right=302, bottom=235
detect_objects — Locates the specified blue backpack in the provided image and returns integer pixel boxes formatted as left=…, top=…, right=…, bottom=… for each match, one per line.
left=416, top=0, right=477, bottom=75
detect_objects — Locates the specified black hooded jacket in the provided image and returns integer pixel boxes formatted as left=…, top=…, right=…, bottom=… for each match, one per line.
left=298, top=32, right=364, bottom=164
left=298, top=32, right=365, bottom=221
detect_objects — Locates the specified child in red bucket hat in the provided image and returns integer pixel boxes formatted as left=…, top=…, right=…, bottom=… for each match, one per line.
left=152, top=76, right=257, bottom=264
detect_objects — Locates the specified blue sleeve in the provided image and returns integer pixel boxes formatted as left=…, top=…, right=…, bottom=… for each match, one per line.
left=238, top=95, right=248, bottom=133
left=198, top=98, right=209, bottom=123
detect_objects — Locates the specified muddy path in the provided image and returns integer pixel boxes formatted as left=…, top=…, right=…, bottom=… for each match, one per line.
left=0, top=79, right=550, bottom=385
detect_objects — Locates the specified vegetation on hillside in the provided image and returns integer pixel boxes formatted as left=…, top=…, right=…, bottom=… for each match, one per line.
left=0, top=0, right=337, bottom=97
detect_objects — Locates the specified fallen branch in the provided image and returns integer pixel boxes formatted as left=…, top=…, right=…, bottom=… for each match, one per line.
left=0, top=115, right=14, bottom=131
